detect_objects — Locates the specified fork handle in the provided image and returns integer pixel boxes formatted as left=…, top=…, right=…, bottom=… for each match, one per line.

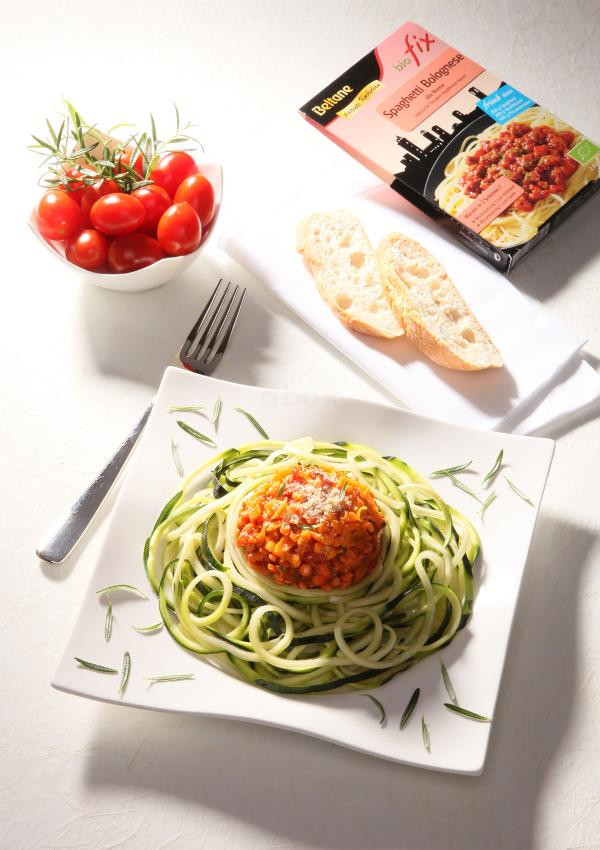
left=36, top=402, right=154, bottom=564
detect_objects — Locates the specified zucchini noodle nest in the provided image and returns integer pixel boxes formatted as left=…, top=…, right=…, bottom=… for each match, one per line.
left=144, top=438, right=480, bottom=695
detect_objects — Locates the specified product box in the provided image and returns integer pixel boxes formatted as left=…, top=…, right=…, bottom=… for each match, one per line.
left=299, top=22, right=600, bottom=271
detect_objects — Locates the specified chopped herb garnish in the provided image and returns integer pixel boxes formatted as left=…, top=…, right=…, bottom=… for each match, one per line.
left=96, top=584, right=148, bottom=599
left=169, top=405, right=205, bottom=414
left=275, top=480, right=286, bottom=498
left=363, top=694, right=386, bottom=726
left=447, top=474, right=482, bottom=503
left=504, top=475, right=534, bottom=505
left=133, top=622, right=163, bottom=633
left=104, top=598, right=113, bottom=642
left=211, top=394, right=222, bottom=425
left=176, top=420, right=217, bottom=447
left=479, top=490, right=497, bottom=518
left=430, top=460, right=472, bottom=477
left=421, top=715, right=430, bottom=752
left=444, top=703, right=492, bottom=722
left=400, top=687, right=420, bottom=729
left=441, top=661, right=457, bottom=704
left=482, top=449, right=503, bottom=485
left=235, top=407, right=269, bottom=439
left=75, top=657, right=118, bottom=674
left=145, top=674, right=195, bottom=684
left=171, top=436, right=184, bottom=477
left=119, top=651, right=131, bottom=694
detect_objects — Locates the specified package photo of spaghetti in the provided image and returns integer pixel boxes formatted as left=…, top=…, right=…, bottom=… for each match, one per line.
left=434, top=107, right=600, bottom=248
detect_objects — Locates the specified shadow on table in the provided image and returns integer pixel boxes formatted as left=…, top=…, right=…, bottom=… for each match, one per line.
left=78, top=253, right=278, bottom=390
left=81, top=513, right=595, bottom=850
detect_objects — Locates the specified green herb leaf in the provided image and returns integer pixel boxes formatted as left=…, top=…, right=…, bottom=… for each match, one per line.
left=441, top=661, right=457, bottom=704
left=400, top=687, right=420, bottom=729
left=276, top=480, right=286, bottom=498
left=363, top=694, right=386, bottom=726
left=444, top=703, right=492, bottom=722
left=479, top=490, right=497, bottom=518
left=96, top=584, right=148, bottom=599
left=119, top=651, right=131, bottom=694
left=75, top=657, right=118, bottom=674
left=104, top=598, right=113, bottom=642
left=133, top=622, right=163, bottom=634
left=482, top=449, right=503, bottom=485
left=211, top=394, right=222, bottom=425
left=504, top=476, right=534, bottom=505
left=235, top=407, right=269, bottom=439
left=177, top=420, right=217, bottom=447
left=421, top=715, right=430, bottom=752
left=447, top=474, right=482, bottom=503
left=430, top=460, right=472, bottom=477
left=171, top=436, right=184, bottom=477
left=145, top=674, right=195, bottom=684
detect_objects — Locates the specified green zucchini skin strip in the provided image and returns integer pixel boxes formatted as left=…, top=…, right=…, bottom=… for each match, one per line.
left=144, top=439, right=481, bottom=694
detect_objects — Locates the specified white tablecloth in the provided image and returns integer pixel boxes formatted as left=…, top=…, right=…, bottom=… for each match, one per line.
left=1, top=2, right=599, bottom=849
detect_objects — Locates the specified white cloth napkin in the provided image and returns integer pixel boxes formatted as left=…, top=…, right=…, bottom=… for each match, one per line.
left=221, top=183, right=600, bottom=434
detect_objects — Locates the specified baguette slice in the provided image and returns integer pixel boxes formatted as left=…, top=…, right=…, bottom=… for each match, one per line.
left=296, top=211, right=403, bottom=339
left=376, top=233, right=502, bottom=371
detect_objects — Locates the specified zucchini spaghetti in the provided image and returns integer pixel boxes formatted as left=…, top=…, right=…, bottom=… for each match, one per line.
left=434, top=106, right=599, bottom=248
left=144, top=438, right=480, bottom=694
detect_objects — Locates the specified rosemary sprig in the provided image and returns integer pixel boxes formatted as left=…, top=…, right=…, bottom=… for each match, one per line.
left=421, top=715, right=430, bottom=752
left=119, top=651, right=131, bottom=694
left=441, top=661, right=457, bottom=704
left=235, top=407, right=269, bottom=439
left=444, top=703, right=492, bottom=722
left=504, top=476, right=534, bottom=505
left=400, top=687, right=420, bottom=729
left=133, top=622, right=163, bottom=634
left=211, top=394, right=222, bottom=425
left=171, top=436, right=184, bottom=477
left=145, top=674, right=195, bottom=684
left=96, top=584, right=148, bottom=599
left=176, top=420, right=217, bottom=447
left=169, top=405, right=205, bottom=414
left=104, top=598, right=113, bottom=642
left=363, top=694, right=386, bottom=726
left=430, top=460, right=472, bottom=477
left=447, top=474, right=482, bottom=503
left=482, top=449, right=503, bottom=485
left=75, top=657, right=118, bottom=674
left=479, top=491, right=497, bottom=518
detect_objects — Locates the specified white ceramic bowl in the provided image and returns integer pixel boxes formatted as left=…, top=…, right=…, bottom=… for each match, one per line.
left=29, top=161, right=222, bottom=293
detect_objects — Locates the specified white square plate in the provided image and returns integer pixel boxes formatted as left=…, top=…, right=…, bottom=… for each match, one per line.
left=52, top=367, right=554, bottom=774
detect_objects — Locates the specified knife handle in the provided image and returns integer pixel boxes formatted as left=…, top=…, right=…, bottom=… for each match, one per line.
left=36, top=402, right=154, bottom=564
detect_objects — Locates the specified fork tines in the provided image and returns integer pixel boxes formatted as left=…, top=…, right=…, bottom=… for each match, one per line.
left=179, top=279, right=246, bottom=374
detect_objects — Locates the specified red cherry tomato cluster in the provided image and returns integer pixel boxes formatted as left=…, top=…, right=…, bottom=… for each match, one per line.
left=35, top=151, right=216, bottom=274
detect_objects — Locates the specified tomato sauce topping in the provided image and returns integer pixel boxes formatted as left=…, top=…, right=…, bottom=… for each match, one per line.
left=460, top=123, right=578, bottom=212
left=236, top=465, right=385, bottom=592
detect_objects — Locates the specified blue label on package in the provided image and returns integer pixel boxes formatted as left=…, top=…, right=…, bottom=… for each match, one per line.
left=478, top=85, right=536, bottom=124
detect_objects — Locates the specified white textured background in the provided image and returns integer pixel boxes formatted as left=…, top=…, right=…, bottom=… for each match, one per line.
left=1, top=1, right=599, bottom=848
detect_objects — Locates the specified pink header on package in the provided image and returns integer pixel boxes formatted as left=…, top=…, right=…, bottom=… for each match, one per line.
left=377, top=47, right=485, bottom=132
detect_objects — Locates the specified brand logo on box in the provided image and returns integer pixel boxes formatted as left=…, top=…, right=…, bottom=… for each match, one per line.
left=393, top=31, right=436, bottom=72
left=311, top=85, right=354, bottom=117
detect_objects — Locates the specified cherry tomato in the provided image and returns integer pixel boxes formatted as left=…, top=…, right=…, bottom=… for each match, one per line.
left=90, top=193, right=146, bottom=236
left=116, top=146, right=145, bottom=178
left=131, top=185, right=171, bottom=235
left=150, top=151, right=198, bottom=197
left=173, top=174, right=215, bottom=228
left=62, top=166, right=87, bottom=205
left=107, top=233, right=165, bottom=273
left=157, top=202, right=202, bottom=255
left=35, top=189, right=84, bottom=240
left=65, top=229, right=109, bottom=271
left=81, top=179, right=120, bottom=220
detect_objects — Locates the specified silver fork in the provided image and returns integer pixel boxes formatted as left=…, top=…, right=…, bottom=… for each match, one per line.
left=36, top=279, right=246, bottom=564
